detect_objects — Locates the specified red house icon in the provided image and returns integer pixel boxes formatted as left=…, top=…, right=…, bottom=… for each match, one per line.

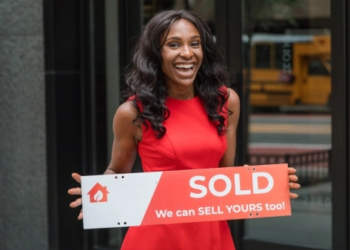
left=87, top=182, right=109, bottom=203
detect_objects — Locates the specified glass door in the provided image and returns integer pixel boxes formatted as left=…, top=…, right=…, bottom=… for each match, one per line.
left=243, top=0, right=332, bottom=249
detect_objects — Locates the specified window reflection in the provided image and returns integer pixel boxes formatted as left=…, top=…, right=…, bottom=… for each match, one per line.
left=244, top=0, right=331, bottom=248
left=248, top=33, right=331, bottom=107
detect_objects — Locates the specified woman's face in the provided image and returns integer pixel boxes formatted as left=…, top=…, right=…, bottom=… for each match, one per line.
left=160, top=19, right=203, bottom=96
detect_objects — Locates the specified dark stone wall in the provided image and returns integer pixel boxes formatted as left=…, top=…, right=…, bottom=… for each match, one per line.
left=0, top=1, right=48, bottom=249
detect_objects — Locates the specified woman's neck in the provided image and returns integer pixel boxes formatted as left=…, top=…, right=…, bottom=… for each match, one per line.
left=167, top=86, right=195, bottom=100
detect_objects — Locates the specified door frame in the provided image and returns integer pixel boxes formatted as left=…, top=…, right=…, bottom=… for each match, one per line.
left=331, top=0, right=350, bottom=249
left=215, top=0, right=350, bottom=249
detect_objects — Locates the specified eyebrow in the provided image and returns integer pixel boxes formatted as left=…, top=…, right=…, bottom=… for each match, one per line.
left=165, top=35, right=201, bottom=41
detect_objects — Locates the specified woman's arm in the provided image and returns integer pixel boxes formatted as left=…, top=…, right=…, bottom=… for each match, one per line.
left=105, top=101, right=142, bottom=174
left=68, top=101, right=142, bottom=219
left=219, top=88, right=240, bottom=167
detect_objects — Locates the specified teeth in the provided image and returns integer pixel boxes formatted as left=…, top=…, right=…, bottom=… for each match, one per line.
left=175, top=64, right=193, bottom=69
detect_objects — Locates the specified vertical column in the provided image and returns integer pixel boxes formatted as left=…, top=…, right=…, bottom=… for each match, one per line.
left=348, top=1, right=350, bottom=244
left=331, top=0, right=349, bottom=249
left=44, top=0, right=84, bottom=249
left=106, top=0, right=120, bottom=162
left=215, top=0, right=246, bottom=167
left=118, top=0, right=143, bottom=175
left=0, top=1, right=48, bottom=250
left=215, top=1, right=245, bottom=249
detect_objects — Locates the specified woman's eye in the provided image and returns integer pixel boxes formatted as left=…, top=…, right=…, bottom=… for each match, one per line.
left=191, top=42, right=200, bottom=47
left=169, top=43, right=179, bottom=48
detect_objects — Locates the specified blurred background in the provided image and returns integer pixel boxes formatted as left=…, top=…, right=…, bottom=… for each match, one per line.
left=0, top=0, right=349, bottom=250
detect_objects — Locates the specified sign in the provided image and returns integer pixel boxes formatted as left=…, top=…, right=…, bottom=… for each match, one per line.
left=81, top=164, right=291, bottom=229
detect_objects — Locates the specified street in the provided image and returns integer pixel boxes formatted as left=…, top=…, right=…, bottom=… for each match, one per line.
left=249, top=114, right=331, bottom=148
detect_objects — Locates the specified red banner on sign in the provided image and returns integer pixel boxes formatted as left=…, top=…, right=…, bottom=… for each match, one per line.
left=141, top=164, right=291, bottom=225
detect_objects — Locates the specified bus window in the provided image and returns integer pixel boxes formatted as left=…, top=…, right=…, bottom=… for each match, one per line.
left=255, top=44, right=271, bottom=68
left=274, top=43, right=284, bottom=69
left=243, top=42, right=250, bottom=69
left=308, top=60, right=330, bottom=76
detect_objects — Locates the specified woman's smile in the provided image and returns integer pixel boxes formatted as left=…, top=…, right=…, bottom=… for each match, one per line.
left=173, top=62, right=195, bottom=75
left=175, top=63, right=194, bottom=71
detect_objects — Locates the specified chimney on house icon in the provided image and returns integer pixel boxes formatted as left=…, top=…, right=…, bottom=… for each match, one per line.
left=88, top=182, right=109, bottom=203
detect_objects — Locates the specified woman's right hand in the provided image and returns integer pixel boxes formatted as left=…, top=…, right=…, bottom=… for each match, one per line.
left=68, top=173, right=83, bottom=220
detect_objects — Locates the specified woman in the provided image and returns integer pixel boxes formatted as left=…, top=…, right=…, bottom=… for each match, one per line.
left=69, top=10, right=300, bottom=250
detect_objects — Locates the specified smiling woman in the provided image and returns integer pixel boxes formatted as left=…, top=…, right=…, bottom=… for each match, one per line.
left=68, top=9, right=299, bottom=250
left=124, top=9, right=233, bottom=139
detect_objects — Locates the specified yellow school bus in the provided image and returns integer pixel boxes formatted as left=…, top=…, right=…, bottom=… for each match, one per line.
left=247, top=34, right=331, bottom=107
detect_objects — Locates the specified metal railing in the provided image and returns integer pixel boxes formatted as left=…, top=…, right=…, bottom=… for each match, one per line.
left=248, top=149, right=331, bottom=185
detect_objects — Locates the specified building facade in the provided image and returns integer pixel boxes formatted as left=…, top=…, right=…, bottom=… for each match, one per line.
left=0, top=0, right=349, bottom=249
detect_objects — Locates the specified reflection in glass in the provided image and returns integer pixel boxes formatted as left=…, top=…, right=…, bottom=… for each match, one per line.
left=244, top=0, right=331, bottom=249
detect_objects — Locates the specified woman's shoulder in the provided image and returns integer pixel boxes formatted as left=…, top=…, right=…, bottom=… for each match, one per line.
left=218, top=85, right=240, bottom=107
left=221, top=87, right=240, bottom=118
left=226, top=87, right=240, bottom=106
left=226, top=88, right=240, bottom=122
left=114, top=100, right=139, bottom=124
left=112, top=100, right=142, bottom=139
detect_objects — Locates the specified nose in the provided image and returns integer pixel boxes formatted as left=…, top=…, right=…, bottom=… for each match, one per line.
left=179, top=45, right=193, bottom=59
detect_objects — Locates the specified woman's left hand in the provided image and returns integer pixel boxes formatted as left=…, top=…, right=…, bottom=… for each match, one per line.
left=288, top=167, right=300, bottom=199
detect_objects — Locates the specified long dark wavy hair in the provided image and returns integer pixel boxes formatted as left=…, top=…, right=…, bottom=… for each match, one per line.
left=124, top=9, right=232, bottom=138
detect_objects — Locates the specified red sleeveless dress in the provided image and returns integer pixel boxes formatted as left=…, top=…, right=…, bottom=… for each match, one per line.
left=121, top=94, right=235, bottom=250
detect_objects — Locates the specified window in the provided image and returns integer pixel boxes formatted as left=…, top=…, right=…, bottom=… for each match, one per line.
left=308, top=60, right=330, bottom=75
left=255, top=44, right=271, bottom=68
